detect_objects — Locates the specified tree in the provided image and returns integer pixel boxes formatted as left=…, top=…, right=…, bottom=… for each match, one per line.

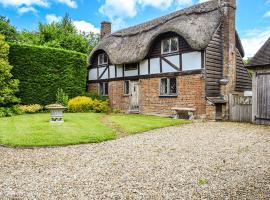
left=0, top=34, right=19, bottom=106
left=0, top=16, right=18, bottom=42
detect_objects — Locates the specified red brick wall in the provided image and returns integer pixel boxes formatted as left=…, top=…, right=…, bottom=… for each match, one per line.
left=88, top=74, right=209, bottom=118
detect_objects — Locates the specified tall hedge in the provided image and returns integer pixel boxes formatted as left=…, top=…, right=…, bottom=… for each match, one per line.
left=9, top=43, right=87, bottom=105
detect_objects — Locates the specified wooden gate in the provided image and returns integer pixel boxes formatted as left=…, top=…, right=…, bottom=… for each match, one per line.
left=229, top=94, right=252, bottom=122
left=253, top=72, right=270, bottom=125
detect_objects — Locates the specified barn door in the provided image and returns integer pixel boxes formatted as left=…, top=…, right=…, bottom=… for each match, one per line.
left=130, top=81, right=139, bottom=113
left=255, top=73, right=270, bottom=124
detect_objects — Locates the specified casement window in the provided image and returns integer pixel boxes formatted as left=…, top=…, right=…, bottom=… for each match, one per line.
left=100, top=82, right=109, bottom=96
left=161, top=37, right=179, bottom=54
left=160, top=77, right=177, bottom=96
left=124, top=81, right=129, bottom=95
left=124, top=63, right=138, bottom=71
left=98, top=53, right=108, bottom=65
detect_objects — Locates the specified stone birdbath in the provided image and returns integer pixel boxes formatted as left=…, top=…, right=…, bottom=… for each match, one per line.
left=45, top=104, right=67, bottom=123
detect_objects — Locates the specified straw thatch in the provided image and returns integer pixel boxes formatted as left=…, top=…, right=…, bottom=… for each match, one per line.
left=90, top=0, right=223, bottom=65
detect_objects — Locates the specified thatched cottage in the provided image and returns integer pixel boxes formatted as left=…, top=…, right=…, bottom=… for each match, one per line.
left=87, top=0, right=252, bottom=120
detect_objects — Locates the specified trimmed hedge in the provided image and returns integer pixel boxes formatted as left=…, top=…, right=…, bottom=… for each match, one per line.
left=9, top=43, right=87, bottom=105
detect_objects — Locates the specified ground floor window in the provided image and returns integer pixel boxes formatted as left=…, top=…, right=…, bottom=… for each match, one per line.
left=160, top=77, right=177, bottom=96
left=100, top=82, right=108, bottom=96
left=124, top=80, right=129, bottom=95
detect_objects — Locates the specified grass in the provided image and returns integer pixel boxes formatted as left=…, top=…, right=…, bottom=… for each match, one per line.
left=109, top=114, right=190, bottom=134
left=0, top=113, right=190, bottom=147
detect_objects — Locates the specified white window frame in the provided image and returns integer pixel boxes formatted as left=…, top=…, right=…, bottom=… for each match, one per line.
left=98, top=53, right=108, bottom=66
left=159, top=77, right=178, bottom=96
left=161, top=37, right=179, bottom=54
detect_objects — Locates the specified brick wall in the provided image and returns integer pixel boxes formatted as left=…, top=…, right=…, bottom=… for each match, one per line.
left=88, top=74, right=209, bottom=118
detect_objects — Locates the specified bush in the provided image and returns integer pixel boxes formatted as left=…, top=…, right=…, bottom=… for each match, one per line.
left=68, top=96, right=109, bottom=113
left=56, top=88, right=69, bottom=106
left=85, top=91, right=108, bottom=101
left=0, top=106, right=22, bottom=117
left=68, top=96, right=93, bottom=112
left=8, top=43, right=87, bottom=105
left=19, top=104, right=43, bottom=113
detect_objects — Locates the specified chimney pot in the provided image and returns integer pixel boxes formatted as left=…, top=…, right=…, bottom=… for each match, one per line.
left=100, top=21, right=111, bottom=39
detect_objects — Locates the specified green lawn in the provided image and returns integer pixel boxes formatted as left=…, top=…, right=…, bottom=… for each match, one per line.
left=0, top=113, right=189, bottom=147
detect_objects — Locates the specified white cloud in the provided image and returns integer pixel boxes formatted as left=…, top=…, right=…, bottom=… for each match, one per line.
left=138, top=0, right=174, bottom=9
left=18, top=6, right=37, bottom=14
left=198, top=0, right=210, bottom=3
left=0, top=0, right=48, bottom=7
left=56, top=0, right=77, bottom=8
left=241, top=27, right=270, bottom=58
left=73, top=20, right=100, bottom=34
left=45, top=14, right=62, bottom=23
left=263, top=11, right=270, bottom=17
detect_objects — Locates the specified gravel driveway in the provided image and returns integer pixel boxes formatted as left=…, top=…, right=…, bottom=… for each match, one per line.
left=0, top=122, right=269, bottom=199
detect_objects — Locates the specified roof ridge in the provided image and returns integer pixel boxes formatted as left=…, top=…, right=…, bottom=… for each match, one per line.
left=109, top=0, right=219, bottom=38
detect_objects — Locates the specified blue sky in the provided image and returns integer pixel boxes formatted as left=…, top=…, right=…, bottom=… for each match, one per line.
left=0, top=0, right=269, bottom=57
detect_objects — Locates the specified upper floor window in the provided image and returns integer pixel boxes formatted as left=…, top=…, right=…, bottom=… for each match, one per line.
left=124, top=63, right=138, bottom=71
left=98, top=53, right=108, bottom=65
left=161, top=37, right=179, bottom=54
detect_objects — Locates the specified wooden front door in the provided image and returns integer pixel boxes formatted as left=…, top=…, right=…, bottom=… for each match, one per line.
left=130, top=81, right=139, bottom=113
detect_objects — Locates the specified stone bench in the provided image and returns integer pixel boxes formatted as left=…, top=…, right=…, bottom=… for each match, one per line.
left=171, top=107, right=196, bottom=120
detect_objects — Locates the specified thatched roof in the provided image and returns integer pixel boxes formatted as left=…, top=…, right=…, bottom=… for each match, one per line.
left=90, top=0, right=223, bottom=65
left=251, top=37, right=270, bottom=66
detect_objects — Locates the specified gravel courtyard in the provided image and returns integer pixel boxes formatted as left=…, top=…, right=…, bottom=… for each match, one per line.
left=0, top=122, right=269, bottom=199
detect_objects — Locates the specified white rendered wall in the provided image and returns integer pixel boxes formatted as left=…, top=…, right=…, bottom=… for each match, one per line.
left=162, top=55, right=179, bottom=73
left=140, top=60, right=149, bottom=75
left=116, top=65, right=123, bottom=77
left=150, top=58, right=160, bottom=74
left=109, top=65, right=115, bottom=78
left=89, top=68, right=97, bottom=80
left=99, top=67, right=108, bottom=79
left=182, top=52, right=202, bottom=71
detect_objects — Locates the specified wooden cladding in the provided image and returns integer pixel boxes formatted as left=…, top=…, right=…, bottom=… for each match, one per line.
left=235, top=49, right=252, bottom=91
left=205, top=26, right=223, bottom=97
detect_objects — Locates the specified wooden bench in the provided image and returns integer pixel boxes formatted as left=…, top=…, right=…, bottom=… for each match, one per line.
left=171, top=107, right=196, bottom=120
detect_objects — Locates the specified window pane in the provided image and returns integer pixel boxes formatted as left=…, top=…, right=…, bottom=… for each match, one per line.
left=162, top=39, right=170, bottom=53
left=100, top=83, right=104, bottom=95
left=171, top=38, right=178, bottom=52
left=169, top=78, right=177, bottom=94
left=104, top=54, right=108, bottom=64
left=104, top=83, right=108, bottom=95
left=124, top=81, right=129, bottom=95
left=160, top=78, right=168, bottom=95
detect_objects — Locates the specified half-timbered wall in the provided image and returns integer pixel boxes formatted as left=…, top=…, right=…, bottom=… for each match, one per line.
left=205, top=26, right=223, bottom=97
left=88, top=32, right=203, bottom=81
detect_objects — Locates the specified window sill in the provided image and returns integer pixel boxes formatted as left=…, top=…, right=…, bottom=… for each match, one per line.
left=159, top=95, right=178, bottom=98
left=123, top=94, right=130, bottom=97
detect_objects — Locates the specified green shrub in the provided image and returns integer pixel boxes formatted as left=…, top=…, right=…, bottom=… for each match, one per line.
left=68, top=96, right=109, bottom=113
left=68, top=96, right=93, bottom=112
left=8, top=43, right=87, bottom=105
left=85, top=91, right=108, bottom=101
left=56, top=88, right=69, bottom=106
left=19, top=104, right=43, bottom=113
left=0, top=106, right=22, bottom=117
left=92, top=100, right=109, bottom=113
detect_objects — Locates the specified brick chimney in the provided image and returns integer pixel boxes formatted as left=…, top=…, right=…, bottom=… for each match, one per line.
left=100, top=21, right=111, bottom=39
left=220, top=0, right=237, bottom=119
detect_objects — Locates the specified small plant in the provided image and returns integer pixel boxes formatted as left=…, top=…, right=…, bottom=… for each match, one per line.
left=92, top=99, right=109, bottom=113
left=198, top=179, right=209, bottom=185
left=56, top=88, right=69, bottom=106
left=19, top=104, right=43, bottom=113
left=112, top=108, right=122, bottom=114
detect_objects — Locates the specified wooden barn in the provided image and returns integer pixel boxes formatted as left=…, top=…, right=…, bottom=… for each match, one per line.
left=248, top=37, right=270, bottom=125
left=87, top=0, right=252, bottom=120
